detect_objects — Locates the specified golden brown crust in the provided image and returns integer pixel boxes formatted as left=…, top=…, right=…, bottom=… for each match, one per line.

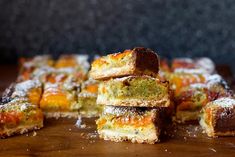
left=0, top=98, right=44, bottom=138
left=98, top=129, right=160, bottom=144
left=0, top=123, right=43, bottom=138
left=200, top=98, right=235, bottom=137
left=90, top=47, right=159, bottom=80
left=209, top=131, right=235, bottom=137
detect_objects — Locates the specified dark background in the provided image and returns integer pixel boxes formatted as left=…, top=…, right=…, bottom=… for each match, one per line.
left=0, top=0, right=235, bottom=74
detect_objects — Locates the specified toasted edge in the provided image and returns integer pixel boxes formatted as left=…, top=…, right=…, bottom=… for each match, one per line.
left=98, top=129, right=160, bottom=144
left=0, top=123, right=43, bottom=138
left=90, top=47, right=159, bottom=80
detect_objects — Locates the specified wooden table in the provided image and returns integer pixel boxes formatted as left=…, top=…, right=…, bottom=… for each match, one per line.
left=0, top=65, right=235, bottom=157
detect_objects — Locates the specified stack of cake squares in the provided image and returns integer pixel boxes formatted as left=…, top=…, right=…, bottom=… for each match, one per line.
left=89, top=47, right=172, bottom=144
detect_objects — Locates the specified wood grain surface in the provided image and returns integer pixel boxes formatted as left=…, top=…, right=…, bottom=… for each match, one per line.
left=0, top=65, right=235, bottom=157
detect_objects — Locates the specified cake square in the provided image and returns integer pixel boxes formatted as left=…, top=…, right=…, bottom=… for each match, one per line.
left=77, top=79, right=102, bottom=117
left=175, top=74, right=233, bottom=123
left=55, top=54, right=90, bottom=81
left=0, top=99, right=43, bottom=138
left=39, top=82, right=79, bottom=118
left=17, top=55, right=54, bottom=81
left=96, top=106, right=163, bottom=144
left=55, top=54, right=89, bottom=71
left=200, top=97, right=235, bottom=137
left=168, top=69, right=207, bottom=95
left=90, top=47, right=159, bottom=80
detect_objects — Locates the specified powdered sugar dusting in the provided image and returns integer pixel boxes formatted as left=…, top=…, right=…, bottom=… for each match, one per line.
left=212, top=97, right=235, bottom=108
left=13, top=80, right=41, bottom=97
left=112, top=75, right=157, bottom=82
left=75, top=54, right=90, bottom=72
left=23, top=55, right=52, bottom=69
left=189, top=83, right=207, bottom=89
left=173, top=57, right=215, bottom=74
left=0, top=100, right=31, bottom=111
left=206, top=74, right=223, bottom=84
left=57, top=67, right=75, bottom=74
left=174, top=58, right=194, bottom=63
left=195, top=57, right=215, bottom=74
left=75, top=116, right=82, bottom=127
left=32, top=66, right=54, bottom=79
left=75, top=116, right=87, bottom=128
left=82, top=78, right=98, bottom=88
left=103, top=106, right=150, bottom=116
left=208, top=147, right=217, bottom=153
left=205, top=74, right=230, bottom=89
left=32, top=55, right=51, bottom=63
left=78, top=92, right=97, bottom=98
left=20, top=103, right=29, bottom=111
left=174, top=68, right=208, bottom=74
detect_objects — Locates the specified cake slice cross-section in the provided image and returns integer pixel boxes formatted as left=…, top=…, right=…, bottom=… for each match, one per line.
left=96, top=106, right=163, bottom=144
left=90, top=47, right=159, bottom=80
left=0, top=99, right=43, bottom=138
left=97, top=75, right=170, bottom=107
left=200, top=97, right=235, bottom=137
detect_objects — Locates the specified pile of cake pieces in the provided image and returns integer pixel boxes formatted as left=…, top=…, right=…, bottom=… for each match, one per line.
left=0, top=54, right=101, bottom=138
left=0, top=47, right=235, bottom=142
left=89, top=47, right=172, bottom=144
left=160, top=57, right=235, bottom=137
left=90, top=47, right=235, bottom=143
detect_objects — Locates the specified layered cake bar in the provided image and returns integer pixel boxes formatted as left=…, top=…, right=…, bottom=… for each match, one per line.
left=175, top=74, right=233, bottom=123
left=39, top=82, right=79, bottom=118
left=200, top=97, right=235, bottom=137
left=90, top=47, right=159, bottom=80
left=96, top=106, right=163, bottom=144
left=0, top=99, right=43, bottom=138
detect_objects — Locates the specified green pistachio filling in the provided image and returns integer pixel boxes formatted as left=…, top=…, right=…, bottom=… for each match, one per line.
left=78, top=96, right=102, bottom=116
left=101, top=77, right=167, bottom=100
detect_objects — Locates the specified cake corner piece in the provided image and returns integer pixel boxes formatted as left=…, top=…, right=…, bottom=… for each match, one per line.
left=89, top=47, right=159, bottom=80
left=0, top=99, right=44, bottom=138
left=199, top=97, right=235, bottom=137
